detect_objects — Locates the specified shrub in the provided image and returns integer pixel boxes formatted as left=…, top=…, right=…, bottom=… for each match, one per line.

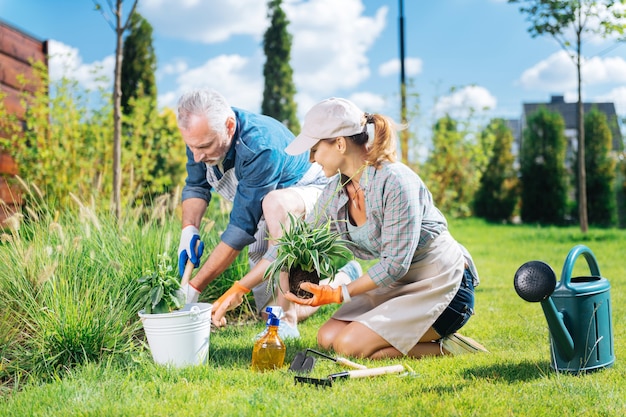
left=575, top=107, right=617, bottom=227
left=520, top=106, right=568, bottom=224
left=474, top=118, right=519, bottom=222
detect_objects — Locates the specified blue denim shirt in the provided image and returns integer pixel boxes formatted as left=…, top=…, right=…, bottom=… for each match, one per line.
left=182, top=108, right=312, bottom=251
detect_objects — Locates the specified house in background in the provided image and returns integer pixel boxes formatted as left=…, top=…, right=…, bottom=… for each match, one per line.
left=505, top=118, right=522, bottom=160
left=517, top=95, right=623, bottom=169
left=0, top=18, right=48, bottom=225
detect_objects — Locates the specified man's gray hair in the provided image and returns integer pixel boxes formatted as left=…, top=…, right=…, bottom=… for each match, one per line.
left=177, top=89, right=235, bottom=134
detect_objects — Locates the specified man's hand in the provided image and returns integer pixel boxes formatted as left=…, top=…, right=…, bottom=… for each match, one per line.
left=177, top=282, right=200, bottom=304
left=283, top=282, right=342, bottom=307
left=178, top=225, right=205, bottom=277
left=211, top=281, right=251, bottom=327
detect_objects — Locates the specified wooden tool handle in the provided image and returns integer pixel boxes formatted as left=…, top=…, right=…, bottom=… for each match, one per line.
left=181, top=260, right=194, bottom=286
left=347, top=364, right=405, bottom=379
left=335, top=357, right=368, bottom=370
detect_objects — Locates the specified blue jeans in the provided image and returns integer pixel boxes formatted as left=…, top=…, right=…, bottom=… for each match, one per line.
left=432, top=267, right=475, bottom=337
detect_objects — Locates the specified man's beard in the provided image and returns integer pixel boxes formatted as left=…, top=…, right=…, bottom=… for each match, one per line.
left=205, top=158, right=224, bottom=167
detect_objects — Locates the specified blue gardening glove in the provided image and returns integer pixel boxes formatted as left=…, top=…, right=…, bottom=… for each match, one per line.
left=178, top=225, right=205, bottom=277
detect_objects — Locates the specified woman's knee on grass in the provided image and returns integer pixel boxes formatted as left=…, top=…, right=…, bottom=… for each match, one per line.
left=316, top=319, right=347, bottom=350
left=327, top=322, right=385, bottom=358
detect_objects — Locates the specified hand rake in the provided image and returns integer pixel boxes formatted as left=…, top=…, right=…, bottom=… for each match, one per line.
left=294, top=364, right=405, bottom=387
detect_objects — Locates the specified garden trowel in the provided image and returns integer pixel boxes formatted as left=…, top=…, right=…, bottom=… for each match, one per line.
left=289, top=348, right=367, bottom=374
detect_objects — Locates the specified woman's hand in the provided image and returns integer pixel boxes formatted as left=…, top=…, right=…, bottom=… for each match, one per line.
left=284, top=282, right=342, bottom=307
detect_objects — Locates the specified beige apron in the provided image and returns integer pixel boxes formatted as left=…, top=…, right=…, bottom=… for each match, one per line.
left=332, top=231, right=464, bottom=355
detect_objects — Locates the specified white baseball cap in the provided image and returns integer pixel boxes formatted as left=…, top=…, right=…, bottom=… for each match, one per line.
left=285, top=97, right=365, bottom=155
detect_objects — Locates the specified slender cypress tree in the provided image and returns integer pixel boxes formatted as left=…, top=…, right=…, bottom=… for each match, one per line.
left=580, top=107, right=616, bottom=227
left=520, top=107, right=568, bottom=224
left=474, top=119, right=519, bottom=222
left=262, top=0, right=300, bottom=133
left=121, top=12, right=157, bottom=116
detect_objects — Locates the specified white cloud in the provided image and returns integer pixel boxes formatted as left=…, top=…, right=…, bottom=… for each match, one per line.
left=47, top=40, right=113, bottom=91
left=583, top=55, right=626, bottom=84
left=518, top=50, right=577, bottom=91
left=160, top=59, right=188, bottom=76
left=348, top=91, right=388, bottom=112
left=160, top=53, right=264, bottom=110
left=596, top=86, right=626, bottom=116
left=152, top=0, right=389, bottom=112
left=140, top=0, right=267, bottom=43
left=518, top=50, right=626, bottom=91
left=378, top=57, right=422, bottom=77
left=286, top=0, right=387, bottom=95
left=157, top=91, right=178, bottom=110
left=433, top=85, right=497, bottom=119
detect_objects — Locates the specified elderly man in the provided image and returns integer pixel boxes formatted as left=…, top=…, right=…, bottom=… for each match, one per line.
left=176, top=88, right=358, bottom=339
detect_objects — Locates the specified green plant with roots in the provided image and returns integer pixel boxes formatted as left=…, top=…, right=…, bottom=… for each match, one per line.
left=136, top=253, right=184, bottom=314
left=263, top=212, right=352, bottom=298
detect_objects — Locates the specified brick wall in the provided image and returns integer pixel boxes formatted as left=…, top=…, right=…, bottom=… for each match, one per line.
left=0, top=19, right=48, bottom=225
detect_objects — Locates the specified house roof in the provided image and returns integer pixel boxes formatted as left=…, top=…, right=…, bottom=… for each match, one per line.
left=522, top=95, right=622, bottom=151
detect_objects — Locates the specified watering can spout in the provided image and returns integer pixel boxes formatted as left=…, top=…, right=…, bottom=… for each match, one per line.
left=514, top=260, right=575, bottom=361
left=540, top=298, right=575, bottom=360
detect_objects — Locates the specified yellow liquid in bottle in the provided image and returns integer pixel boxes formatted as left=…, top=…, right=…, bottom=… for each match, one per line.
left=251, top=325, right=285, bottom=372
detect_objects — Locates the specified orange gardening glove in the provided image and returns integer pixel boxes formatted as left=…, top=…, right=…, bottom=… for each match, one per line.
left=284, top=282, right=342, bottom=307
left=212, top=281, right=250, bottom=327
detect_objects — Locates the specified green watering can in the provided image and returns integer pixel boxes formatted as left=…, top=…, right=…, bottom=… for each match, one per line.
left=514, top=245, right=614, bottom=373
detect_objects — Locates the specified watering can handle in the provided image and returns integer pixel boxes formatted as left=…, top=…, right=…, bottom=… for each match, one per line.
left=559, top=245, right=601, bottom=290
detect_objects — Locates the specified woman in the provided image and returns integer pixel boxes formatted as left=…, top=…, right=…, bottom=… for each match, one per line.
left=280, top=97, right=487, bottom=359
left=212, top=97, right=487, bottom=359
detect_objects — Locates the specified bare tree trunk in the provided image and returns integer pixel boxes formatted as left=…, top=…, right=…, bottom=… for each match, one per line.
left=398, top=0, right=408, bottom=163
left=93, top=0, right=138, bottom=221
left=577, top=31, right=588, bottom=233
left=112, top=0, right=123, bottom=221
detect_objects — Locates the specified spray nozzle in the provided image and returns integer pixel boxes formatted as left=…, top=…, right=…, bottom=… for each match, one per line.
left=265, top=306, right=281, bottom=327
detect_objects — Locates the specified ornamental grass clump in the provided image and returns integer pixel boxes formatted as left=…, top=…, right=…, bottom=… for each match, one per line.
left=263, top=212, right=352, bottom=298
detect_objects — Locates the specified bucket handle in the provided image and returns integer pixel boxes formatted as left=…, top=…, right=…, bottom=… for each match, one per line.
left=189, top=305, right=201, bottom=321
left=559, top=245, right=601, bottom=290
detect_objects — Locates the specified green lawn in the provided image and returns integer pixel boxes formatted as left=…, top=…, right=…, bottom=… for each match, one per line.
left=1, top=218, right=625, bottom=416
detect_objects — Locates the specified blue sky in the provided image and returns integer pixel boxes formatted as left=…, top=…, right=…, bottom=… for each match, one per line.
left=2, top=0, right=626, bottom=141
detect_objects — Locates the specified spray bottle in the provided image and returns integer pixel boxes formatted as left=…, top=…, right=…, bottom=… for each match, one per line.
left=251, top=306, right=285, bottom=371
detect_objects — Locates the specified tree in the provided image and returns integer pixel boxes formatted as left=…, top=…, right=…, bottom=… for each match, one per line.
left=121, top=12, right=157, bottom=117
left=580, top=107, right=617, bottom=226
left=121, top=96, right=187, bottom=208
left=398, top=0, right=409, bottom=163
left=261, top=0, right=300, bottom=133
left=119, top=12, right=184, bottom=208
left=520, top=107, right=568, bottom=224
left=509, top=0, right=626, bottom=233
left=424, top=116, right=477, bottom=218
left=93, top=0, right=139, bottom=220
left=474, top=119, right=519, bottom=222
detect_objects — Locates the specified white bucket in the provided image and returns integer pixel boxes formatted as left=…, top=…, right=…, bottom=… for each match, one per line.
left=138, top=302, right=213, bottom=367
